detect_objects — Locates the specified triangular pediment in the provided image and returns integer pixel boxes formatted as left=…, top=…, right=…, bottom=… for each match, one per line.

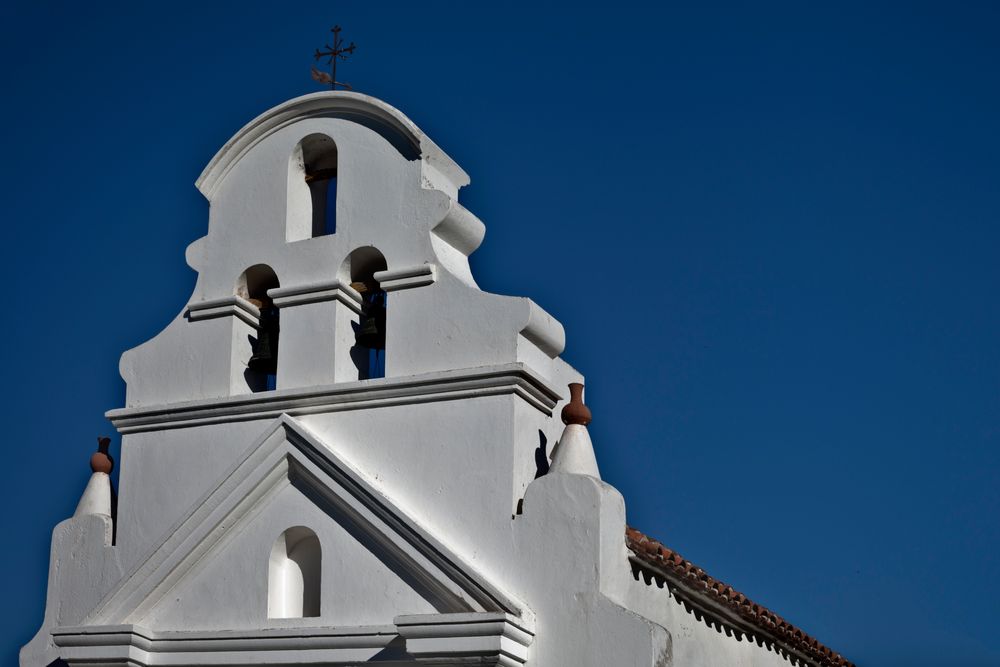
left=86, top=415, right=524, bottom=628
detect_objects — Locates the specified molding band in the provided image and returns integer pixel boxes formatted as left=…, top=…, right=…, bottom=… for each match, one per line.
left=374, top=264, right=436, bottom=292
left=396, top=612, right=534, bottom=666
left=268, top=280, right=363, bottom=313
left=186, top=296, right=260, bottom=328
left=53, top=614, right=533, bottom=666
left=107, top=363, right=563, bottom=434
left=53, top=624, right=399, bottom=666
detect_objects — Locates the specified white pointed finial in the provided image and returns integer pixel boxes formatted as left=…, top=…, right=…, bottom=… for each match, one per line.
left=549, top=383, right=601, bottom=479
left=73, top=437, right=114, bottom=518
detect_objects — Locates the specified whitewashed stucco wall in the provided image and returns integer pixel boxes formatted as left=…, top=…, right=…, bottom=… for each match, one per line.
left=22, top=92, right=803, bottom=667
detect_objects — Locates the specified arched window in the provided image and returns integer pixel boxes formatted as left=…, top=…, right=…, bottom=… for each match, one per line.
left=287, top=134, right=338, bottom=242
left=237, top=265, right=280, bottom=392
left=268, top=526, right=321, bottom=619
left=343, top=247, right=388, bottom=380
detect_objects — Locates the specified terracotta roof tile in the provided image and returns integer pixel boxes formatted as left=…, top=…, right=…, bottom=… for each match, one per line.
left=625, top=527, right=854, bottom=667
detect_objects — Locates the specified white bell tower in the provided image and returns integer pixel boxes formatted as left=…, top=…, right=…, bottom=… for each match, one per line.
left=22, top=92, right=675, bottom=667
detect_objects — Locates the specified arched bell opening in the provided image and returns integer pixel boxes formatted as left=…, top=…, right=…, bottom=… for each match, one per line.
left=287, top=134, right=338, bottom=242
left=342, top=247, right=388, bottom=380
left=237, top=264, right=280, bottom=392
left=267, top=526, right=321, bottom=619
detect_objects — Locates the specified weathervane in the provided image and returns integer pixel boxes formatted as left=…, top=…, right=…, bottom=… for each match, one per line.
left=311, top=25, right=356, bottom=91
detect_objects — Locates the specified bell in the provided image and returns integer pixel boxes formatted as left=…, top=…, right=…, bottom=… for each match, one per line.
left=356, top=291, right=386, bottom=349
left=356, top=316, right=381, bottom=348
left=248, top=306, right=279, bottom=374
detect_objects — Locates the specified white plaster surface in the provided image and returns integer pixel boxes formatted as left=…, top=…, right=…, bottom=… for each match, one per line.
left=23, top=91, right=809, bottom=667
left=74, top=472, right=113, bottom=518
left=549, top=423, right=602, bottom=478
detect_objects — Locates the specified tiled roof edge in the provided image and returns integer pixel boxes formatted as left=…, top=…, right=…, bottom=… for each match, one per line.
left=625, top=527, right=855, bottom=667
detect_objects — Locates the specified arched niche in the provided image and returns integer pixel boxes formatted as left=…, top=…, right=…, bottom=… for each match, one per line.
left=267, top=526, right=321, bottom=619
left=342, top=247, right=388, bottom=380
left=237, top=264, right=280, bottom=392
left=287, top=133, right=339, bottom=242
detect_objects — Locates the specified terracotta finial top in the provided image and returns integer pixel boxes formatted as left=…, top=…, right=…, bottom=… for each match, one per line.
left=90, top=436, right=114, bottom=474
left=561, top=383, right=592, bottom=426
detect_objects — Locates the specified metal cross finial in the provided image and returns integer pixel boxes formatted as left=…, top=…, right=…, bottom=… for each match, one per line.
left=311, top=25, right=356, bottom=91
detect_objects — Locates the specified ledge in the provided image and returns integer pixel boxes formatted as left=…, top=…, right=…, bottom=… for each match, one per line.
left=268, top=280, right=363, bottom=313
left=186, top=296, right=260, bottom=327
left=375, top=264, right=436, bottom=292
left=53, top=623, right=401, bottom=666
left=395, top=612, right=534, bottom=666
left=53, top=614, right=533, bottom=666
left=107, top=363, right=563, bottom=434
left=520, top=300, right=565, bottom=358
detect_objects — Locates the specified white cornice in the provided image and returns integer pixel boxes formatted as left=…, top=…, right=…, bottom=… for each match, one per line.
left=52, top=623, right=399, bottom=665
left=267, top=279, right=363, bottom=313
left=374, top=264, right=436, bottom=292
left=54, top=613, right=534, bottom=666
left=107, top=364, right=562, bottom=434
left=186, top=296, right=260, bottom=328
left=396, top=612, right=533, bottom=666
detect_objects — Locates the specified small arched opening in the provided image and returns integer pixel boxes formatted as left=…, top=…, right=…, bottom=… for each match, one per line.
left=237, top=264, right=280, bottom=392
left=343, top=247, right=388, bottom=380
left=287, top=134, right=338, bottom=241
left=267, top=526, right=321, bottom=619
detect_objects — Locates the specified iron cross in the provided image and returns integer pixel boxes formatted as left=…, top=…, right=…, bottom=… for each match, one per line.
left=312, top=26, right=356, bottom=91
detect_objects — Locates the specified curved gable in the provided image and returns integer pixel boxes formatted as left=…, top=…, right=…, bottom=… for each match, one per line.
left=196, top=91, right=469, bottom=199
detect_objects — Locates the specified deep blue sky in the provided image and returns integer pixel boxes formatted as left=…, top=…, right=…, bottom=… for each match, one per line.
left=3, top=2, right=998, bottom=665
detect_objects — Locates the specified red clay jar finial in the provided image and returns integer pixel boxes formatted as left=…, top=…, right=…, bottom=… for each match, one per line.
left=561, top=383, right=592, bottom=426
left=90, top=436, right=114, bottom=474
